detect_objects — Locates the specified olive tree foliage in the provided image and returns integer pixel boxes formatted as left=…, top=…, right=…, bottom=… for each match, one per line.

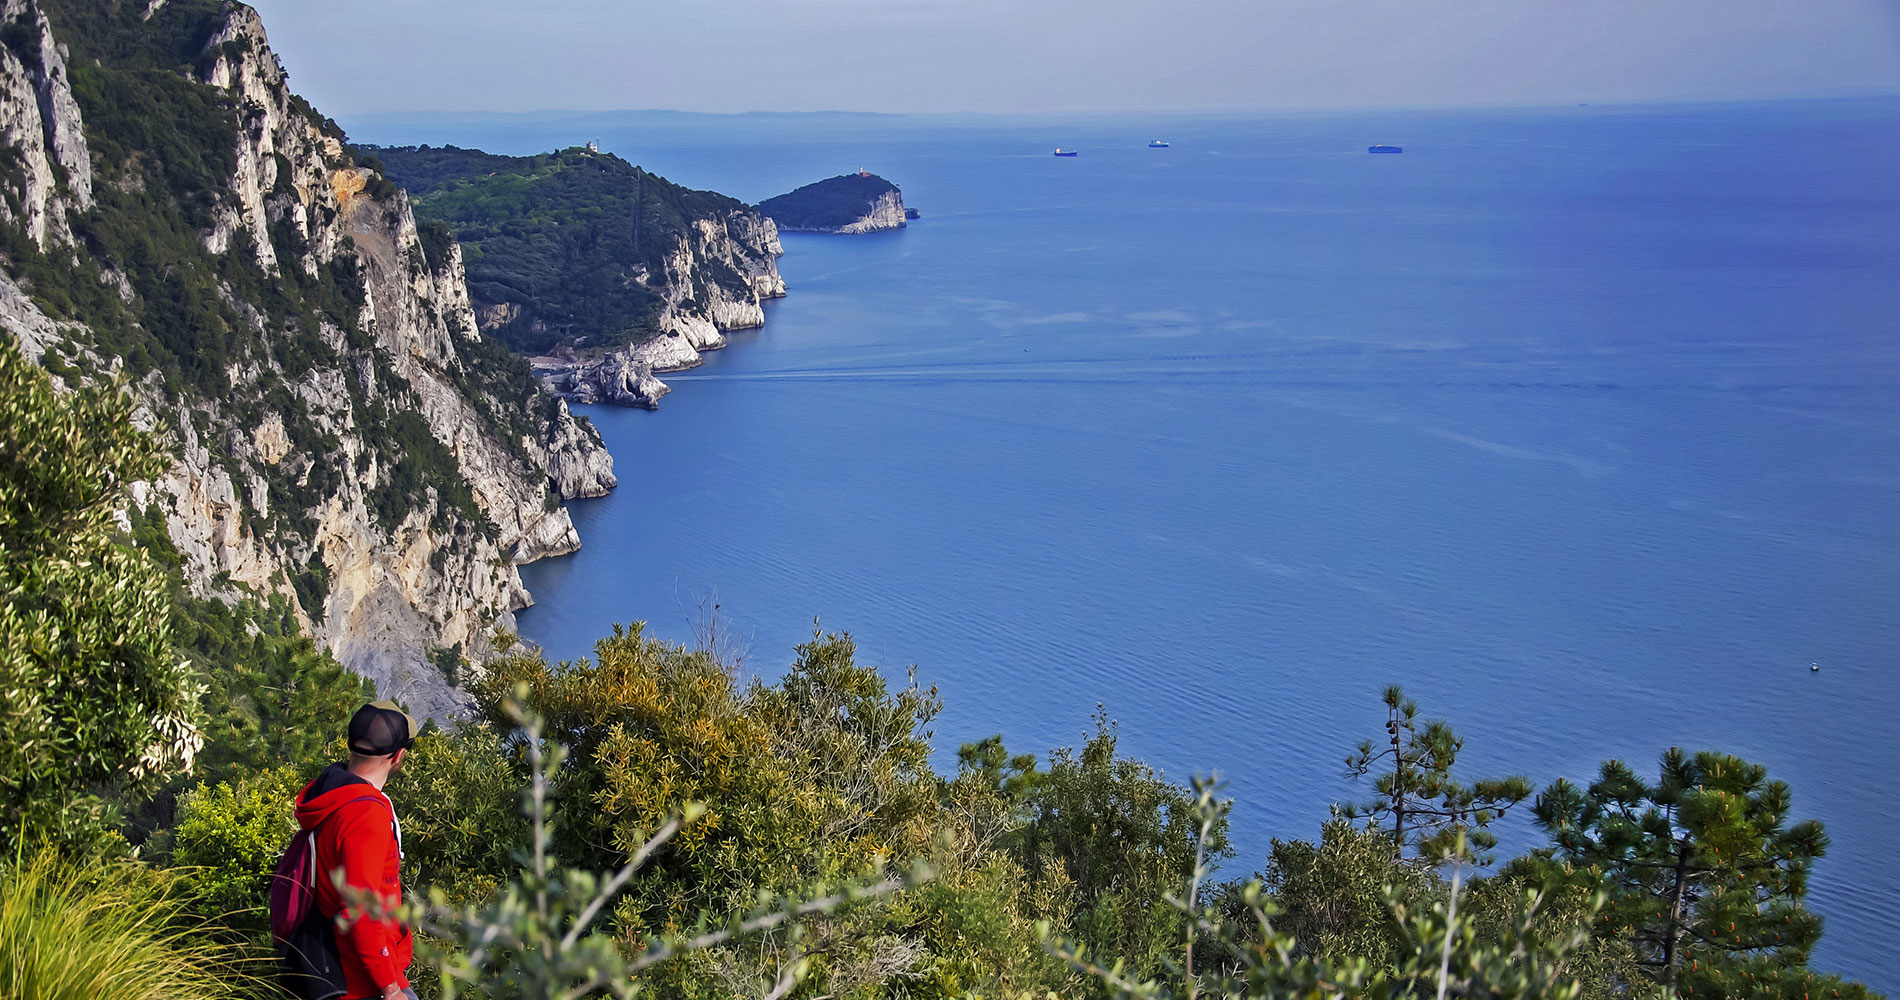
left=1532, top=749, right=1876, bottom=1000
left=1260, top=818, right=1436, bottom=969
left=1049, top=780, right=1605, bottom=1000
left=372, top=688, right=925, bottom=1000
left=0, top=335, right=199, bottom=851
left=1002, top=712, right=1234, bottom=993
left=1343, top=686, right=1531, bottom=865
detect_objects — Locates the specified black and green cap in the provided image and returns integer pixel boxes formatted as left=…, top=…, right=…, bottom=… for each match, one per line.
left=348, top=699, right=418, bottom=756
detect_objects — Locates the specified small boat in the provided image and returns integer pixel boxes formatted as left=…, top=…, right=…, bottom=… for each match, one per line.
left=1148, top=140, right=1170, bottom=148
left=1368, top=144, right=1403, bottom=154
left=1053, top=148, right=1079, bottom=157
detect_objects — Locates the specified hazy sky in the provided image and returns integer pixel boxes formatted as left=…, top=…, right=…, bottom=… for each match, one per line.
left=248, top=0, right=1900, bottom=116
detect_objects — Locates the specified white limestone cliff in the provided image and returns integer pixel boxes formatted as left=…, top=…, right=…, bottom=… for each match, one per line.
left=0, top=0, right=89, bottom=246
left=542, top=208, right=786, bottom=407
left=832, top=191, right=908, bottom=234
left=768, top=188, right=908, bottom=235
left=0, top=0, right=617, bottom=719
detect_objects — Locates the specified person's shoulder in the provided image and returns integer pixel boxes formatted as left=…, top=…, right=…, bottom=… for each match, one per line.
left=331, top=787, right=393, bottom=829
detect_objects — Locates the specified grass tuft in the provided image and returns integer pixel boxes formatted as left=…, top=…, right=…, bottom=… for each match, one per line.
left=0, top=852, right=260, bottom=1000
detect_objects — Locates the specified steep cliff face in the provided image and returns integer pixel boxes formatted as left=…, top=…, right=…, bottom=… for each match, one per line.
left=829, top=191, right=907, bottom=235
left=616, top=210, right=785, bottom=365
left=0, top=0, right=89, bottom=254
left=0, top=0, right=615, bottom=718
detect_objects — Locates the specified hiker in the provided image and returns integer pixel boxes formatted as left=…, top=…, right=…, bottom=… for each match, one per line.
left=293, top=700, right=419, bottom=1000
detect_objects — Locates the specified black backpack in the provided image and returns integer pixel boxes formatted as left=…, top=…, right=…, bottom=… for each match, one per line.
left=270, top=793, right=387, bottom=1000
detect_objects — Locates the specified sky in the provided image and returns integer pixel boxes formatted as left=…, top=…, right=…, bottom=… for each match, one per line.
left=248, top=0, right=1900, bottom=116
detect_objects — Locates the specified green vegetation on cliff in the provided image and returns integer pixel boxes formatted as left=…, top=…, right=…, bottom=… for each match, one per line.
left=758, top=172, right=902, bottom=231
left=364, top=144, right=760, bottom=354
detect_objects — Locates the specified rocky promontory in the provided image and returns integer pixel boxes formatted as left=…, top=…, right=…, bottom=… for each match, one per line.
left=759, top=172, right=909, bottom=234
left=370, top=144, right=786, bottom=410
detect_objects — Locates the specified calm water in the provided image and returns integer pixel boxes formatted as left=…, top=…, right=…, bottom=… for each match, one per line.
left=350, top=102, right=1900, bottom=988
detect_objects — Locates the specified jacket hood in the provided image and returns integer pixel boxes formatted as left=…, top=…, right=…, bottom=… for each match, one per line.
left=295, top=762, right=381, bottom=830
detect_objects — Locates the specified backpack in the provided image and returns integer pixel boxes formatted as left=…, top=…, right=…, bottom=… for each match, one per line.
left=270, top=793, right=387, bottom=1000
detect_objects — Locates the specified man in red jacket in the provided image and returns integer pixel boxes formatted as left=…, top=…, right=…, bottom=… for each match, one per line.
left=294, top=700, right=418, bottom=1000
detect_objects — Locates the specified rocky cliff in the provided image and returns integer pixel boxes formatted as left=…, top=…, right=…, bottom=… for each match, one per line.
left=543, top=209, right=785, bottom=407
left=758, top=172, right=909, bottom=234
left=528, top=206, right=783, bottom=408
left=0, top=0, right=615, bottom=718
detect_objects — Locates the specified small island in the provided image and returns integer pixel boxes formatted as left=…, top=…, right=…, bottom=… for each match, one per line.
left=758, top=171, right=910, bottom=233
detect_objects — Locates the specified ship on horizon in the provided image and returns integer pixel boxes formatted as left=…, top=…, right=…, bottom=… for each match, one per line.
left=1368, top=144, right=1403, bottom=153
left=1053, top=148, right=1079, bottom=156
left=1148, top=140, right=1170, bottom=148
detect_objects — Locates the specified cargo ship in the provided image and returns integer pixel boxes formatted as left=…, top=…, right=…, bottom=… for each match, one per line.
left=1368, top=144, right=1403, bottom=153
left=1148, top=140, right=1170, bottom=148
left=1053, top=148, right=1079, bottom=157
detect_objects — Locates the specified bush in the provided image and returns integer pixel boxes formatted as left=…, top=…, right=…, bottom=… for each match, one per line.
left=1260, top=818, right=1435, bottom=969
left=165, top=766, right=307, bottom=940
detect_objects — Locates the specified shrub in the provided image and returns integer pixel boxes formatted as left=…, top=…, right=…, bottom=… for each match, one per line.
left=0, top=335, right=194, bottom=853
left=165, top=766, right=308, bottom=940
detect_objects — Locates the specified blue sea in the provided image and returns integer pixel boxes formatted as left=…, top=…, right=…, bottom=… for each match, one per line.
left=348, top=101, right=1900, bottom=989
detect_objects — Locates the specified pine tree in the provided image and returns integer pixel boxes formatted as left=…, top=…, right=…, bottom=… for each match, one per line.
left=1342, top=685, right=1531, bottom=865
left=1532, top=749, right=1875, bottom=999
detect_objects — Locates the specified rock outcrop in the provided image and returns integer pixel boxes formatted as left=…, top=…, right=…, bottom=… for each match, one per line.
left=0, top=0, right=616, bottom=719
left=0, top=0, right=90, bottom=246
left=538, top=208, right=786, bottom=407
left=826, top=190, right=907, bottom=235
left=541, top=353, right=671, bottom=410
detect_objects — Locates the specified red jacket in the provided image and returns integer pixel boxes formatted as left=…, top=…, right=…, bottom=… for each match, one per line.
left=295, top=764, right=412, bottom=999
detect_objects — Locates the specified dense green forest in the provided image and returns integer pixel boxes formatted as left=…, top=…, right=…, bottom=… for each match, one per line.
left=757, top=172, right=903, bottom=230
left=364, top=144, right=761, bottom=355
left=1, top=333, right=1883, bottom=999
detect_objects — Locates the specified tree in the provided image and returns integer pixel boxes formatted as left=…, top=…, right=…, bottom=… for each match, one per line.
left=1049, top=781, right=1605, bottom=1000
left=473, top=624, right=815, bottom=926
left=1016, top=712, right=1228, bottom=988
left=0, top=334, right=197, bottom=851
left=1531, top=749, right=1875, bottom=999
left=1261, top=818, right=1436, bottom=969
left=1343, top=686, right=1531, bottom=864
left=184, top=596, right=374, bottom=791
left=376, top=689, right=923, bottom=1000
left=747, top=627, right=943, bottom=858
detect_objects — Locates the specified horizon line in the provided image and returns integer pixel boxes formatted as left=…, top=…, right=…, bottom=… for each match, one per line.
left=335, top=90, right=1900, bottom=123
